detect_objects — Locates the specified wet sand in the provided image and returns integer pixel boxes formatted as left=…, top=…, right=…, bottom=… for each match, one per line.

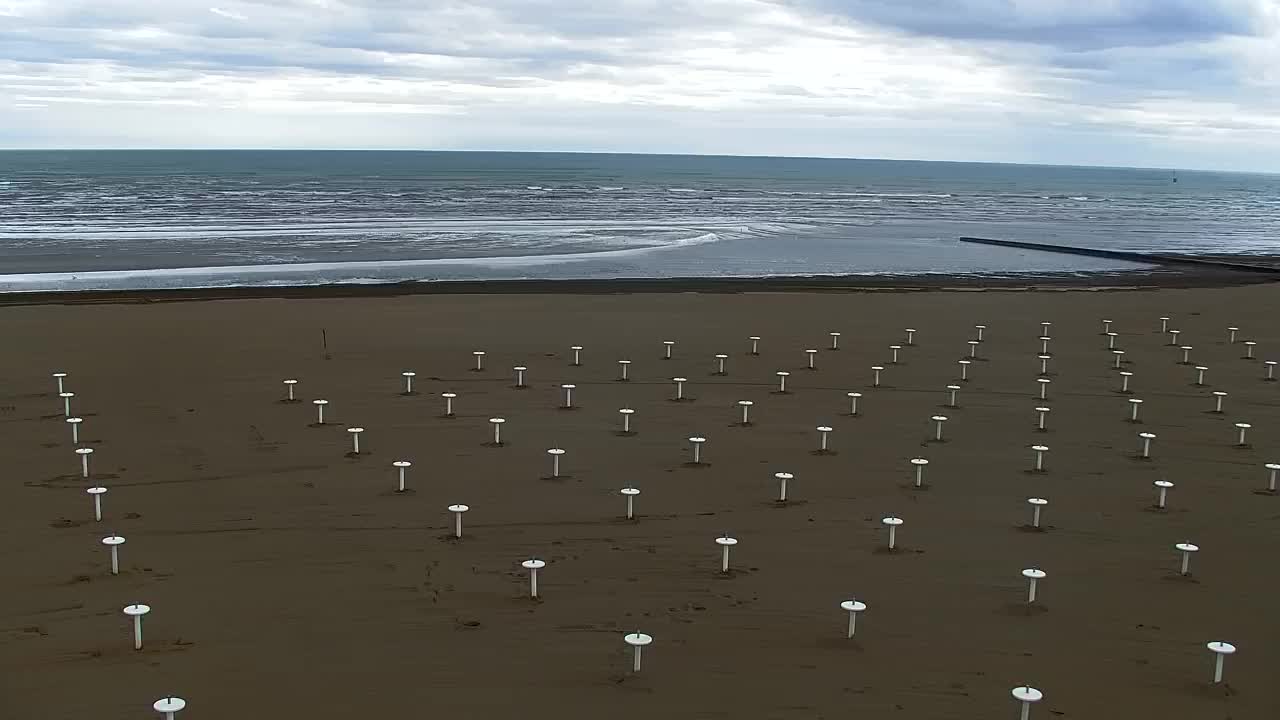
left=2, top=284, right=1278, bottom=719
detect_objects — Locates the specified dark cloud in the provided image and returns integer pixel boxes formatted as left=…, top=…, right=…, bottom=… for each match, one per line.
left=798, top=0, right=1264, bottom=49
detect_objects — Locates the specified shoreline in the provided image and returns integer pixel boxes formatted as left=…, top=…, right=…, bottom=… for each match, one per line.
left=2, top=266, right=1276, bottom=306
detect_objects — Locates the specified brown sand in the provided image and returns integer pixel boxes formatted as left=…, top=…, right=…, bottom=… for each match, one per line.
left=2, top=284, right=1278, bottom=719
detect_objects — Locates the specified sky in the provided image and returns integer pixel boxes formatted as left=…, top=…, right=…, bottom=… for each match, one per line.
left=1, top=0, right=1279, bottom=171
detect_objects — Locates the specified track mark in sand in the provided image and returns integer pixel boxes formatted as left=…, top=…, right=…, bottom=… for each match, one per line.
left=50, top=517, right=87, bottom=529
left=122, top=464, right=329, bottom=487
left=555, top=623, right=615, bottom=633
left=164, top=526, right=265, bottom=535
left=27, top=473, right=120, bottom=489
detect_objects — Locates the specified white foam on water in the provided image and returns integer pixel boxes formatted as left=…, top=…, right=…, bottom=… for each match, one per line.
left=0, top=227, right=749, bottom=292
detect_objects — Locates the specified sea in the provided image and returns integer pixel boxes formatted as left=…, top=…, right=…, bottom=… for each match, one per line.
left=2, top=150, right=1278, bottom=292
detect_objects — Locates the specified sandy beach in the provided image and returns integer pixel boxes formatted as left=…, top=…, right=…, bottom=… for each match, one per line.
left=3, top=283, right=1278, bottom=719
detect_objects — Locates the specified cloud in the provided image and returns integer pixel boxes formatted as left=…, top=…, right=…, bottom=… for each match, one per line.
left=799, top=0, right=1268, bottom=49
left=0, top=0, right=1278, bottom=170
left=209, top=6, right=248, bottom=21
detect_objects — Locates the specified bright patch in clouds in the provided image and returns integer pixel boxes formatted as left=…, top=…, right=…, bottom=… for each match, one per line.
left=1, top=0, right=1278, bottom=170
left=208, top=7, right=248, bottom=21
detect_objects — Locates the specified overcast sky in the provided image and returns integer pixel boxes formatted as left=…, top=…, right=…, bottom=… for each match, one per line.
left=2, top=0, right=1278, bottom=171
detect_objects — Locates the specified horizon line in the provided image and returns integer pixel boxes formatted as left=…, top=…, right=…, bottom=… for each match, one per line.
left=0, top=147, right=1272, bottom=176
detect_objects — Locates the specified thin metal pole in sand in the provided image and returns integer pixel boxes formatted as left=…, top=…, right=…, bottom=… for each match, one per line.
left=1107, top=332, right=1119, bottom=350
left=1037, top=378, right=1051, bottom=401
left=471, top=351, right=486, bottom=372
left=737, top=401, right=753, bottom=425
left=816, top=426, right=834, bottom=453
left=60, top=391, right=74, bottom=417
left=890, top=345, right=902, bottom=364
left=1035, top=407, right=1050, bottom=432
left=441, top=392, right=457, bottom=418
left=1128, top=398, right=1143, bottom=423
left=570, top=345, right=583, bottom=367
left=102, top=534, right=125, bottom=575
left=621, top=487, right=640, bottom=519
left=1039, top=336, right=1051, bottom=355
left=959, top=359, right=971, bottom=381
left=872, top=366, right=884, bottom=388
left=1159, top=316, right=1170, bottom=333
left=283, top=379, right=298, bottom=402
left=1112, top=350, right=1125, bottom=369
left=911, top=458, right=929, bottom=488
left=625, top=632, right=652, bottom=673
left=87, top=486, right=107, bottom=521
left=1040, top=321, right=1052, bottom=336
left=1168, top=329, right=1181, bottom=346
left=522, top=559, right=546, bottom=598
left=776, top=371, right=791, bottom=393
left=1176, top=542, right=1199, bottom=576
left=153, top=697, right=186, bottom=720
left=1153, top=480, right=1173, bottom=509
left=1243, top=341, right=1257, bottom=360
left=123, top=603, right=150, bottom=650
left=716, top=535, right=737, bottom=573
left=714, top=354, right=728, bottom=375
left=748, top=336, right=761, bottom=355
left=946, top=385, right=960, bottom=408
left=1207, top=642, right=1236, bottom=684
left=931, top=416, right=947, bottom=442
left=401, top=371, right=416, bottom=395
left=1031, top=445, right=1049, bottom=473
left=1027, top=498, right=1047, bottom=529
left=67, top=417, right=83, bottom=444
left=393, top=461, right=411, bottom=492
left=448, top=504, right=469, bottom=538
left=1265, top=361, right=1276, bottom=381
left=547, top=449, right=566, bottom=478
left=1118, top=371, right=1133, bottom=394
left=662, top=341, right=675, bottom=360
left=1102, top=319, right=1113, bottom=334
left=688, top=436, right=707, bottom=465
left=77, top=447, right=94, bottom=479
left=560, top=384, right=576, bottom=410
left=1211, top=391, right=1227, bottom=414
left=1194, top=366, right=1208, bottom=386
left=1264, top=463, right=1280, bottom=493
left=840, top=600, right=867, bottom=638
left=967, top=340, right=980, bottom=359
left=805, top=349, right=819, bottom=370
left=312, top=399, right=329, bottom=425
left=775, top=472, right=793, bottom=502
left=1179, top=346, right=1194, bottom=365
left=975, top=324, right=986, bottom=341
left=346, top=427, right=364, bottom=456
left=1012, top=686, right=1043, bottom=720
left=514, top=366, right=528, bottom=388
left=881, top=517, right=904, bottom=550
left=847, top=392, right=862, bottom=416
left=619, top=408, right=635, bottom=435
left=1138, top=432, right=1156, bottom=460
left=1022, top=568, right=1046, bottom=603
left=1228, top=327, right=1239, bottom=343
left=1038, top=355, right=1051, bottom=376
left=489, top=418, right=506, bottom=446
left=617, top=360, right=631, bottom=381
left=904, top=328, right=916, bottom=345
left=53, top=371, right=67, bottom=394
left=1234, top=422, right=1252, bottom=448
left=830, top=332, right=842, bottom=350
left=672, top=377, right=687, bottom=401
